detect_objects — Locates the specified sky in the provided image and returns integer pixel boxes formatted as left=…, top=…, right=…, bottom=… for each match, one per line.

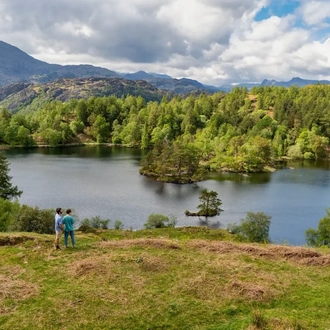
left=1, top=0, right=330, bottom=86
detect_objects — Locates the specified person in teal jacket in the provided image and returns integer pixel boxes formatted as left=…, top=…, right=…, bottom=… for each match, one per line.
left=62, top=209, right=75, bottom=248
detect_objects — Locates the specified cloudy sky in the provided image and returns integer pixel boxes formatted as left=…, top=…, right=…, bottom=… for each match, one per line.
left=1, top=0, right=330, bottom=86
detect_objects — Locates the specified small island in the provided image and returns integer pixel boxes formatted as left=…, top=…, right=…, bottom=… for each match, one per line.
left=185, top=188, right=223, bottom=217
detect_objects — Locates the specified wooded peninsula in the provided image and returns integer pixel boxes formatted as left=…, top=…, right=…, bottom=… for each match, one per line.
left=1, top=84, right=329, bottom=182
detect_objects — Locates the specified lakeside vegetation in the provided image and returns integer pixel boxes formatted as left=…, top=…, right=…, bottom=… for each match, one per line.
left=1, top=228, right=330, bottom=329
left=1, top=144, right=330, bottom=328
left=1, top=84, right=330, bottom=181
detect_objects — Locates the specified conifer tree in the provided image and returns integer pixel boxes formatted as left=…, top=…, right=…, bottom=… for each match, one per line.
left=0, top=152, right=22, bottom=200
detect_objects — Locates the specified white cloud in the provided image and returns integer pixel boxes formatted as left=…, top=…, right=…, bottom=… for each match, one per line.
left=0, top=0, right=330, bottom=85
left=299, top=1, right=330, bottom=26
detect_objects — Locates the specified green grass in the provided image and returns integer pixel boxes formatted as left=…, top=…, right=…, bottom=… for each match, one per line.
left=1, top=228, right=330, bottom=329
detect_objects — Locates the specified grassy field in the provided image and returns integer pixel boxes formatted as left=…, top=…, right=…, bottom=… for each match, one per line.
left=1, top=227, right=330, bottom=330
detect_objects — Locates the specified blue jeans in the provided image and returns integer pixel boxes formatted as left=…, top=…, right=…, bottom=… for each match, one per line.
left=64, top=231, right=75, bottom=247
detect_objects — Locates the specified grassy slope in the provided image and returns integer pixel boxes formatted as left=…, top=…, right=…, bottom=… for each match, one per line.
left=1, top=228, right=330, bottom=330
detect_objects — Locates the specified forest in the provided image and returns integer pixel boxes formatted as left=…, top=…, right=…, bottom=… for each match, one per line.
left=0, top=84, right=329, bottom=182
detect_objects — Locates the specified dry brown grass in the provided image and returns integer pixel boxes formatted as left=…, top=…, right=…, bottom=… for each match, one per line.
left=99, top=238, right=181, bottom=250
left=0, top=265, right=25, bottom=278
left=136, top=254, right=169, bottom=272
left=187, top=240, right=328, bottom=264
left=248, top=316, right=298, bottom=330
left=226, top=280, right=268, bottom=301
left=68, top=256, right=111, bottom=277
left=0, top=275, right=39, bottom=302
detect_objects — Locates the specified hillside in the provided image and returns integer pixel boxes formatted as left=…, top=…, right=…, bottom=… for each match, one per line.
left=122, top=70, right=221, bottom=94
left=0, top=41, right=221, bottom=95
left=0, top=77, right=166, bottom=113
left=0, top=41, right=118, bottom=87
left=1, top=228, right=330, bottom=329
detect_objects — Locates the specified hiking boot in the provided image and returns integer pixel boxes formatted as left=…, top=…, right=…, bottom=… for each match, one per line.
left=56, top=245, right=61, bottom=250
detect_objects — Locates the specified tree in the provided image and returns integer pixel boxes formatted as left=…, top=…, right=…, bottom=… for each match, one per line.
left=0, top=198, right=19, bottom=231
left=0, top=152, right=22, bottom=200
left=186, top=189, right=222, bottom=217
left=11, top=205, right=54, bottom=234
left=306, top=209, right=330, bottom=247
left=144, top=214, right=177, bottom=229
left=229, top=212, right=271, bottom=243
left=81, top=216, right=110, bottom=229
left=197, top=189, right=223, bottom=216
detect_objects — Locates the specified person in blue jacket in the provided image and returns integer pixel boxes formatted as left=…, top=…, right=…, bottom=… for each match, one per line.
left=54, top=207, right=63, bottom=250
left=62, top=208, right=75, bottom=248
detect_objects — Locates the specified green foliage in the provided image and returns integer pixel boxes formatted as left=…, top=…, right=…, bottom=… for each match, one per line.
left=11, top=205, right=55, bottom=234
left=2, top=84, right=330, bottom=175
left=114, top=220, right=124, bottom=230
left=0, top=198, right=20, bottom=231
left=229, top=211, right=272, bottom=243
left=144, top=213, right=176, bottom=229
left=81, top=216, right=110, bottom=229
left=140, top=139, right=203, bottom=183
left=0, top=152, right=22, bottom=200
left=197, top=189, right=222, bottom=217
left=306, top=209, right=330, bottom=247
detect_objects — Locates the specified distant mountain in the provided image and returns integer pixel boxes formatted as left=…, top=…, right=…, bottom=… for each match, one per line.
left=3, top=40, right=329, bottom=101
left=0, top=77, right=166, bottom=114
left=219, top=77, right=330, bottom=91
left=0, top=41, right=222, bottom=95
left=122, top=70, right=220, bottom=94
left=0, top=41, right=118, bottom=86
left=260, top=77, right=330, bottom=87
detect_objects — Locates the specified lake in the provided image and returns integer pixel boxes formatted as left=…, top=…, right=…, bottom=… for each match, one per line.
left=4, top=146, right=330, bottom=245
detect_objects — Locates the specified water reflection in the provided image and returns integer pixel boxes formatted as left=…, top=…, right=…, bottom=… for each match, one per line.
left=198, top=218, right=221, bottom=229
left=4, top=146, right=330, bottom=246
left=208, top=172, right=272, bottom=184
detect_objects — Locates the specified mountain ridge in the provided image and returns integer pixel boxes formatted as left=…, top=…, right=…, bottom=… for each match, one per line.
left=0, top=41, right=220, bottom=94
left=1, top=40, right=330, bottom=104
left=0, top=77, right=167, bottom=114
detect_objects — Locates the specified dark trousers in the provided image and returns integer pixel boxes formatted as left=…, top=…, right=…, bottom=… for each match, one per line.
left=64, top=231, right=75, bottom=247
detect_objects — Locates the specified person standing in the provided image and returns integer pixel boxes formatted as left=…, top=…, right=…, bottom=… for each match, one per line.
left=54, top=207, right=63, bottom=250
left=62, top=209, right=75, bottom=248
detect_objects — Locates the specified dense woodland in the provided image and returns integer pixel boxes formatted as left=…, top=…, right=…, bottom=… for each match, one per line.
left=0, top=84, right=330, bottom=181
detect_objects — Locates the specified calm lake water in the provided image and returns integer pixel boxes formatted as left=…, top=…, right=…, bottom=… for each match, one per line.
left=4, top=146, right=330, bottom=245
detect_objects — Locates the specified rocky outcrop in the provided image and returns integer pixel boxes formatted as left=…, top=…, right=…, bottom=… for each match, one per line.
left=0, top=77, right=166, bottom=113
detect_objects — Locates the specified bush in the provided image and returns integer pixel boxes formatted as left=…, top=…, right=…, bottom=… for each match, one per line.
left=0, top=198, right=20, bottom=231
left=114, top=220, right=124, bottom=230
left=11, top=205, right=55, bottom=234
left=306, top=209, right=330, bottom=247
left=303, top=152, right=315, bottom=160
left=77, top=224, right=97, bottom=234
left=228, top=212, right=271, bottom=243
left=287, top=145, right=303, bottom=159
left=81, top=216, right=110, bottom=229
left=144, top=214, right=176, bottom=229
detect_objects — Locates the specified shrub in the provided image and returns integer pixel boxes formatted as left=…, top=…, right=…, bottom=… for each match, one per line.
left=144, top=214, right=176, bottom=229
left=303, top=152, right=315, bottom=160
left=81, top=216, right=110, bottom=229
left=228, top=212, right=271, bottom=243
left=77, top=224, right=97, bottom=234
left=287, top=145, right=303, bottom=159
left=11, top=205, right=55, bottom=234
left=0, top=198, right=20, bottom=231
left=306, top=209, right=330, bottom=247
left=114, top=220, right=124, bottom=230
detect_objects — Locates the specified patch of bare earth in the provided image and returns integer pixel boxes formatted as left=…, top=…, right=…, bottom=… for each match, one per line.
left=187, top=240, right=330, bottom=265
left=0, top=235, right=36, bottom=246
